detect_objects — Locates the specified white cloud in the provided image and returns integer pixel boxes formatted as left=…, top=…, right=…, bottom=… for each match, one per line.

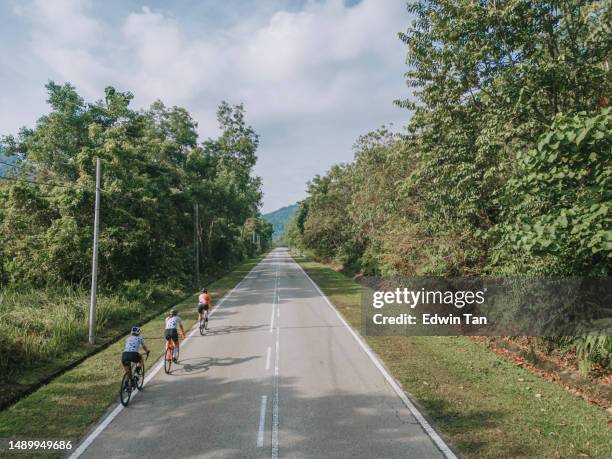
left=121, top=7, right=220, bottom=105
left=14, top=0, right=102, bottom=45
left=12, top=0, right=111, bottom=97
left=2, top=0, right=410, bottom=212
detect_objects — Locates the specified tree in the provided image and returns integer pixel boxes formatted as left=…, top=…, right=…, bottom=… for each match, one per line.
left=0, top=83, right=266, bottom=288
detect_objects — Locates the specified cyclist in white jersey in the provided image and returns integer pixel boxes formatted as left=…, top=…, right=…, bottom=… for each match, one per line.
left=121, top=326, right=150, bottom=375
left=164, top=308, right=185, bottom=362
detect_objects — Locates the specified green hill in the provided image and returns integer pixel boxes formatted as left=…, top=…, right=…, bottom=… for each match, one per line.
left=264, top=204, right=298, bottom=240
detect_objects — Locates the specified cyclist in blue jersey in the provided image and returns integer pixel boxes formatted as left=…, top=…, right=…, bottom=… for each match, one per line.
left=121, top=326, right=150, bottom=375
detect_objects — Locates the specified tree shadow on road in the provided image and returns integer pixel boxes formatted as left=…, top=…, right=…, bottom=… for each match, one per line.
left=78, top=369, right=536, bottom=459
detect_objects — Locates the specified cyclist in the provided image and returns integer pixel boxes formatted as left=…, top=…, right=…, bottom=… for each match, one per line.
left=197, top=288, right=212, bottom=326
left=121, top=326, right=150, bottom=375
left=165, top=308, right=185, bottom=362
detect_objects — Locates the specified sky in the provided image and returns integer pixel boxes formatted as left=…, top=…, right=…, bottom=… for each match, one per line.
left=0, top=0, right=411, bottom=213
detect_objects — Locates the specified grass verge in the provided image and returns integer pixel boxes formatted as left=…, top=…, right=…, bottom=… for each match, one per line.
left=0, top=283, right=186, bottom=409
left=293, top=254, right=612, bottom=459
left=0, top=253, right=266, bottom=458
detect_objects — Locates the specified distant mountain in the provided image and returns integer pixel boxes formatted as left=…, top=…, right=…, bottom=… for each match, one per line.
left=264, top=204, right=298, bottom=240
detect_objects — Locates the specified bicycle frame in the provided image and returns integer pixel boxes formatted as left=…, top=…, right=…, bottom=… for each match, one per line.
left=129, top=352, right=148, bottom=375
left=164, top=336, right=180, bottom=374
left=165, top=339, right=175, bottom=360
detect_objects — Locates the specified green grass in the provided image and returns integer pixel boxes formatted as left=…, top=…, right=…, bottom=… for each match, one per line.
left=293, top=254, right=612, bottom=459
left=0, top=282, right=187, bottom=405
left=0, top=254, right=266, bottom=458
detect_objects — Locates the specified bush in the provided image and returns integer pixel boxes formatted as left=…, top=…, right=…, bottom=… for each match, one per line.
left=0, top=284, right=185, bottom=380
left=498, top=108, right=611, bottom=275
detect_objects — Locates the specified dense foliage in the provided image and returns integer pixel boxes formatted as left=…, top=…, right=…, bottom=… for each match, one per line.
left=288, top=0, right=610, bottom=276
left=286, top=1, right=610, bottom=367
left=0, top=83, right=272, bottom=290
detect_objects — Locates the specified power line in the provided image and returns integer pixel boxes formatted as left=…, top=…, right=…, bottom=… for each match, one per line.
left=0, top=160, right=20, bottom=169
left=0, top=171, right=202, bottom=211
left=0, top=176, right=172, bottom=208
left=0, top=175, right=73, bottom=189
left=0, top=158, right=95, bottom=177
left=0, top=162, right=77, bottom=189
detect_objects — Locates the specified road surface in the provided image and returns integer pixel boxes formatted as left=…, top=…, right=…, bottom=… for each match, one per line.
left=78, top=248, right=447, bottom=458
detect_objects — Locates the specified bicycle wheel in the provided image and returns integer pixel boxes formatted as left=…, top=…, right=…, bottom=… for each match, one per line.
left=135, top=362, right=145, bottom=390
left=164, top=346, right=172, bottom=374
left=199, top=318, right=205, bottom=335
left=119, top=373, right=132, bottom=407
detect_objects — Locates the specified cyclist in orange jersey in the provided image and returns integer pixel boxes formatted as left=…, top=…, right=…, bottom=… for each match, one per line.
left=197, top=288, right=212, bottom=327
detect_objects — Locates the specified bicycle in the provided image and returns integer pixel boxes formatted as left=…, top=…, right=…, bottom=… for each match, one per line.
left=164, top=337, right=180, bottom=374
left=199, top=309, right=209, bottom=335
left=119, top=352, right=148, bottom=407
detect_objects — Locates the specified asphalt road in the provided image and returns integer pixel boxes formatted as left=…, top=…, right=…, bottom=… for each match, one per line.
left=79, top=248, right=446, bottom=458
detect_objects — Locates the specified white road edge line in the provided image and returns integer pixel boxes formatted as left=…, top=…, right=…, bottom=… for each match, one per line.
left=271, top=262, right=280, bottom=459
left=265, top=346, right=271, bottom=370
left=293, top=259, right=458, bottom=459
left=257, top=395, right=268, bottom=447
left=69, top=258, right=267, bottom=459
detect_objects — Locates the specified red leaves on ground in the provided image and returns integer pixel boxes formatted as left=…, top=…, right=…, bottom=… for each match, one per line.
left=469, top=337, right=611, bottom=412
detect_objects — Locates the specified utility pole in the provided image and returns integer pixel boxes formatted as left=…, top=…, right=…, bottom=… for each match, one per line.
left=194, top=203, right=200, bottom=288
left=88, top=157, right=101, bottom=345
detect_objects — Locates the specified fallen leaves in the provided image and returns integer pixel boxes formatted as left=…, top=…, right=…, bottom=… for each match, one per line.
left=469, top=337, right=611, bottom=412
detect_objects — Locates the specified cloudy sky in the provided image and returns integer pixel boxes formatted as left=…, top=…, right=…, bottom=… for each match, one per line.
left=0, top=0, right=410, bottom=213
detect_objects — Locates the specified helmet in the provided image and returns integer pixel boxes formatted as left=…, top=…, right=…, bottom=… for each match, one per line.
left=131, top=326, right=141, bottom=335
left=201, top=288, right=208, bottom=293
left=170, top=308, right=178, bottom=316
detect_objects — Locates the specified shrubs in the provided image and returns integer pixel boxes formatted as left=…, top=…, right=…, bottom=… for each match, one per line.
left=565, top=336, right=612, bottom=374
left=0, top=283, right=185, bottom=380
left=497, top=109, right=611, bottom=276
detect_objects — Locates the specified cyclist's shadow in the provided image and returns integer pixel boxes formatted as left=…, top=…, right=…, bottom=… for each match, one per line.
left=169, top=355, right=259, bottom=376
left=202, top=324, right=266, bottom=336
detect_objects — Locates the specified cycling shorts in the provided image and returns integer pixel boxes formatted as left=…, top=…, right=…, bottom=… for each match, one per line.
left=122, top=351, right=141, bottom=365
left=198, top=303, right=210, bottom=313
left=164, top=328, right=179, bottom=341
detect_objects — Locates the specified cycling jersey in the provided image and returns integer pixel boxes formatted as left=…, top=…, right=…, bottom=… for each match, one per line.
left=124, top=335, right=144, bottom=352
left=199, top=293, right=211, bottom=305
left=165, top=315, right=182, bottom=329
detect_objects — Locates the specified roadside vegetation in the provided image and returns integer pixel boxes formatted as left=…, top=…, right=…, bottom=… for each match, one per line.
left=0, top=282, right=185, bottom=408
left=0, top=254, right=265, bottom=459
left=294, top=255, right=612, bottom=459
left=285, top=1, right=611, bottom=371
left=0, top=84, right=272, bottom=400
